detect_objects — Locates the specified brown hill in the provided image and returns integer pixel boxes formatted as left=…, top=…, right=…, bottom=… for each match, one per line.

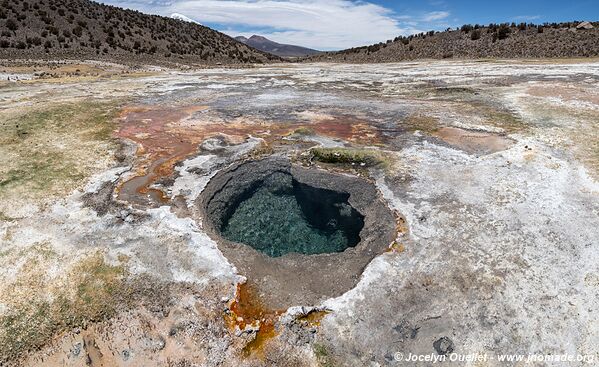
left=305, top=22, right=599, bottom=63
left=0, top=0, right=280, bottom=65
left=235, top=35, right=320, bottom=58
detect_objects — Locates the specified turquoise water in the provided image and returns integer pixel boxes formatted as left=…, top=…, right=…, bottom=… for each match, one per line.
left=221, top=173, right=363, bottom=257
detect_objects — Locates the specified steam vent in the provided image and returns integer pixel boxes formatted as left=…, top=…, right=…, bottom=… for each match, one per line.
left=198, top=157, right=396, bottom=308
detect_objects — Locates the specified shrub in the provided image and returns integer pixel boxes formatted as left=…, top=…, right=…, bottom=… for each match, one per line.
left=310, top=147, right=388, bottom=168
left=26, top=36, right=42, bottom=46
left=497, top=24, right=511, bottom=40
left=6, top=18, right=18, bottom=31
left=470, top=29, right=481, bottom=40
left=0, top=39, right=9, bottom=48
left=72, top=26, right=82, bottom=37
left=461, top=24, right=473, bottom=33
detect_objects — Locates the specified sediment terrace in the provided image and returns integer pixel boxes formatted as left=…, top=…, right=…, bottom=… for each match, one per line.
left=0, top=60, right=598, bottom=366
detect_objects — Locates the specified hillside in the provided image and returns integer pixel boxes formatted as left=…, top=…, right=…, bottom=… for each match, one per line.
left=0, top=0, right=280, bottom=65
left=305, top=22, right=599, bottom=62
left=235, top=35, right=320, bottom=58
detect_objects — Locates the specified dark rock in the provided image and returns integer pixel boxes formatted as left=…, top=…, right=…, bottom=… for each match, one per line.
left=433, top=336, right=455, bottom=356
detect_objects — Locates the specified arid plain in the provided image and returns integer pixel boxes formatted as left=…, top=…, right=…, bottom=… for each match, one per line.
left=1, top=59, right=598, bottom=366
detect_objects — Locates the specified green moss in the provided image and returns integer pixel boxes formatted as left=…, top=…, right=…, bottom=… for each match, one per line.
left=0, top=211, right=16, bottom=222
left=0, top=300, right=55, bottom=361
left=0, top=102, right=118, bottom=146
left=403, top=114, right=440, bottom=133
left=0, top=150, right=85, bottom=192
left=313, top=343, right=336, bottom=367
left=26, top=242, right=57, bottom=260
left=0, top=253, right=128, bottom=363
left=0, top=101, right=119, bottom=197
left=293, top=126, right=315, bottom=135
left=311, top=147, right=388, bottom=168
left=479, top=106, right=526, bottom=133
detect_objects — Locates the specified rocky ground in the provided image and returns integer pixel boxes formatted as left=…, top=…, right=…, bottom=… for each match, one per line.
left=1, top=59, right=598, bottom=366
left=0, top=0, right=278, bottom=66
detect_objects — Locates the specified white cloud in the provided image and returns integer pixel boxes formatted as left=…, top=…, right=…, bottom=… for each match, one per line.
left=512, top=15, right=541, bottom=21
left=422, top=11, right=450, bottom=22
left=100, top=1, right=449, bottom=50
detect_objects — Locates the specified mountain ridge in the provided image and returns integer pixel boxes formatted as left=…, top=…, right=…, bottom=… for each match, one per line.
left=305, top=21, right=599, bottom=62
left=235, top=34, right=320, bottom=58
left=0, top=0, right=280, bottom=65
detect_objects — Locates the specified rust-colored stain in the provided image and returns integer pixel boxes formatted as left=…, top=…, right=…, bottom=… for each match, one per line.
left=311, top=117, right=382, bottom=144
left=296, top=310, right=330, bottom=327
left=433, top=126, right=513, bottom=155
left=395, top=215, right=408, bottom=235
left=115, top=105, right=210, bottom=206
left=225, top=282, right=284, bottom=358
left=115, top=105, right=388, bottom=206
left=527, top=85, right=599, bottom=105
left=386, top=213, right=408, bottom=253
left=386, top=241, right=406, bottom=253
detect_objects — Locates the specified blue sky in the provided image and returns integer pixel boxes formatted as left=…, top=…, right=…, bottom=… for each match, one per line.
left=101, top=0, right=598, bottom=50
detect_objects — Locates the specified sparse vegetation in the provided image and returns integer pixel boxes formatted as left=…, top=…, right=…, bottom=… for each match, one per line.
left=307, top=21, right=599, bottom=62
left=313, top=343, right=336, bottom=367
left=5, top=18, right=18, bottom=32
left=0, top=0, right=278, bottom=64
left=310, top=147, right=388, bottom=168
left=292, top=126, right=315, bottom=135
left=0, top=101, right=119, bottom=202
left=0, top=252, right=128, bottom=363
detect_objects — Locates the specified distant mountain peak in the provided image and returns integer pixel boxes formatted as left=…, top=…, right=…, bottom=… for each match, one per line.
left=235, top=35, right=320, bottom=58
left=170, top=13, right=197, bottom=24
left=249, top=35, right=269, bottom=42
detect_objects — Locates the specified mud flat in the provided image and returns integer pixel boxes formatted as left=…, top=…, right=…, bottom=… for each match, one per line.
left=0, top=60, right=598, bottom=366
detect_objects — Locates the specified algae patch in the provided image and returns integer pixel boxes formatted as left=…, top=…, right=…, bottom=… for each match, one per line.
left=0, top=252, right=128, bottom=363
left=0, top=101, right=120, bottom=209
left=310, top=147, right=388, bottom=168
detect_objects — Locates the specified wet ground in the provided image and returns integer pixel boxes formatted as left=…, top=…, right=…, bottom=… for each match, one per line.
left=1, top=60, right=599, bottom=366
